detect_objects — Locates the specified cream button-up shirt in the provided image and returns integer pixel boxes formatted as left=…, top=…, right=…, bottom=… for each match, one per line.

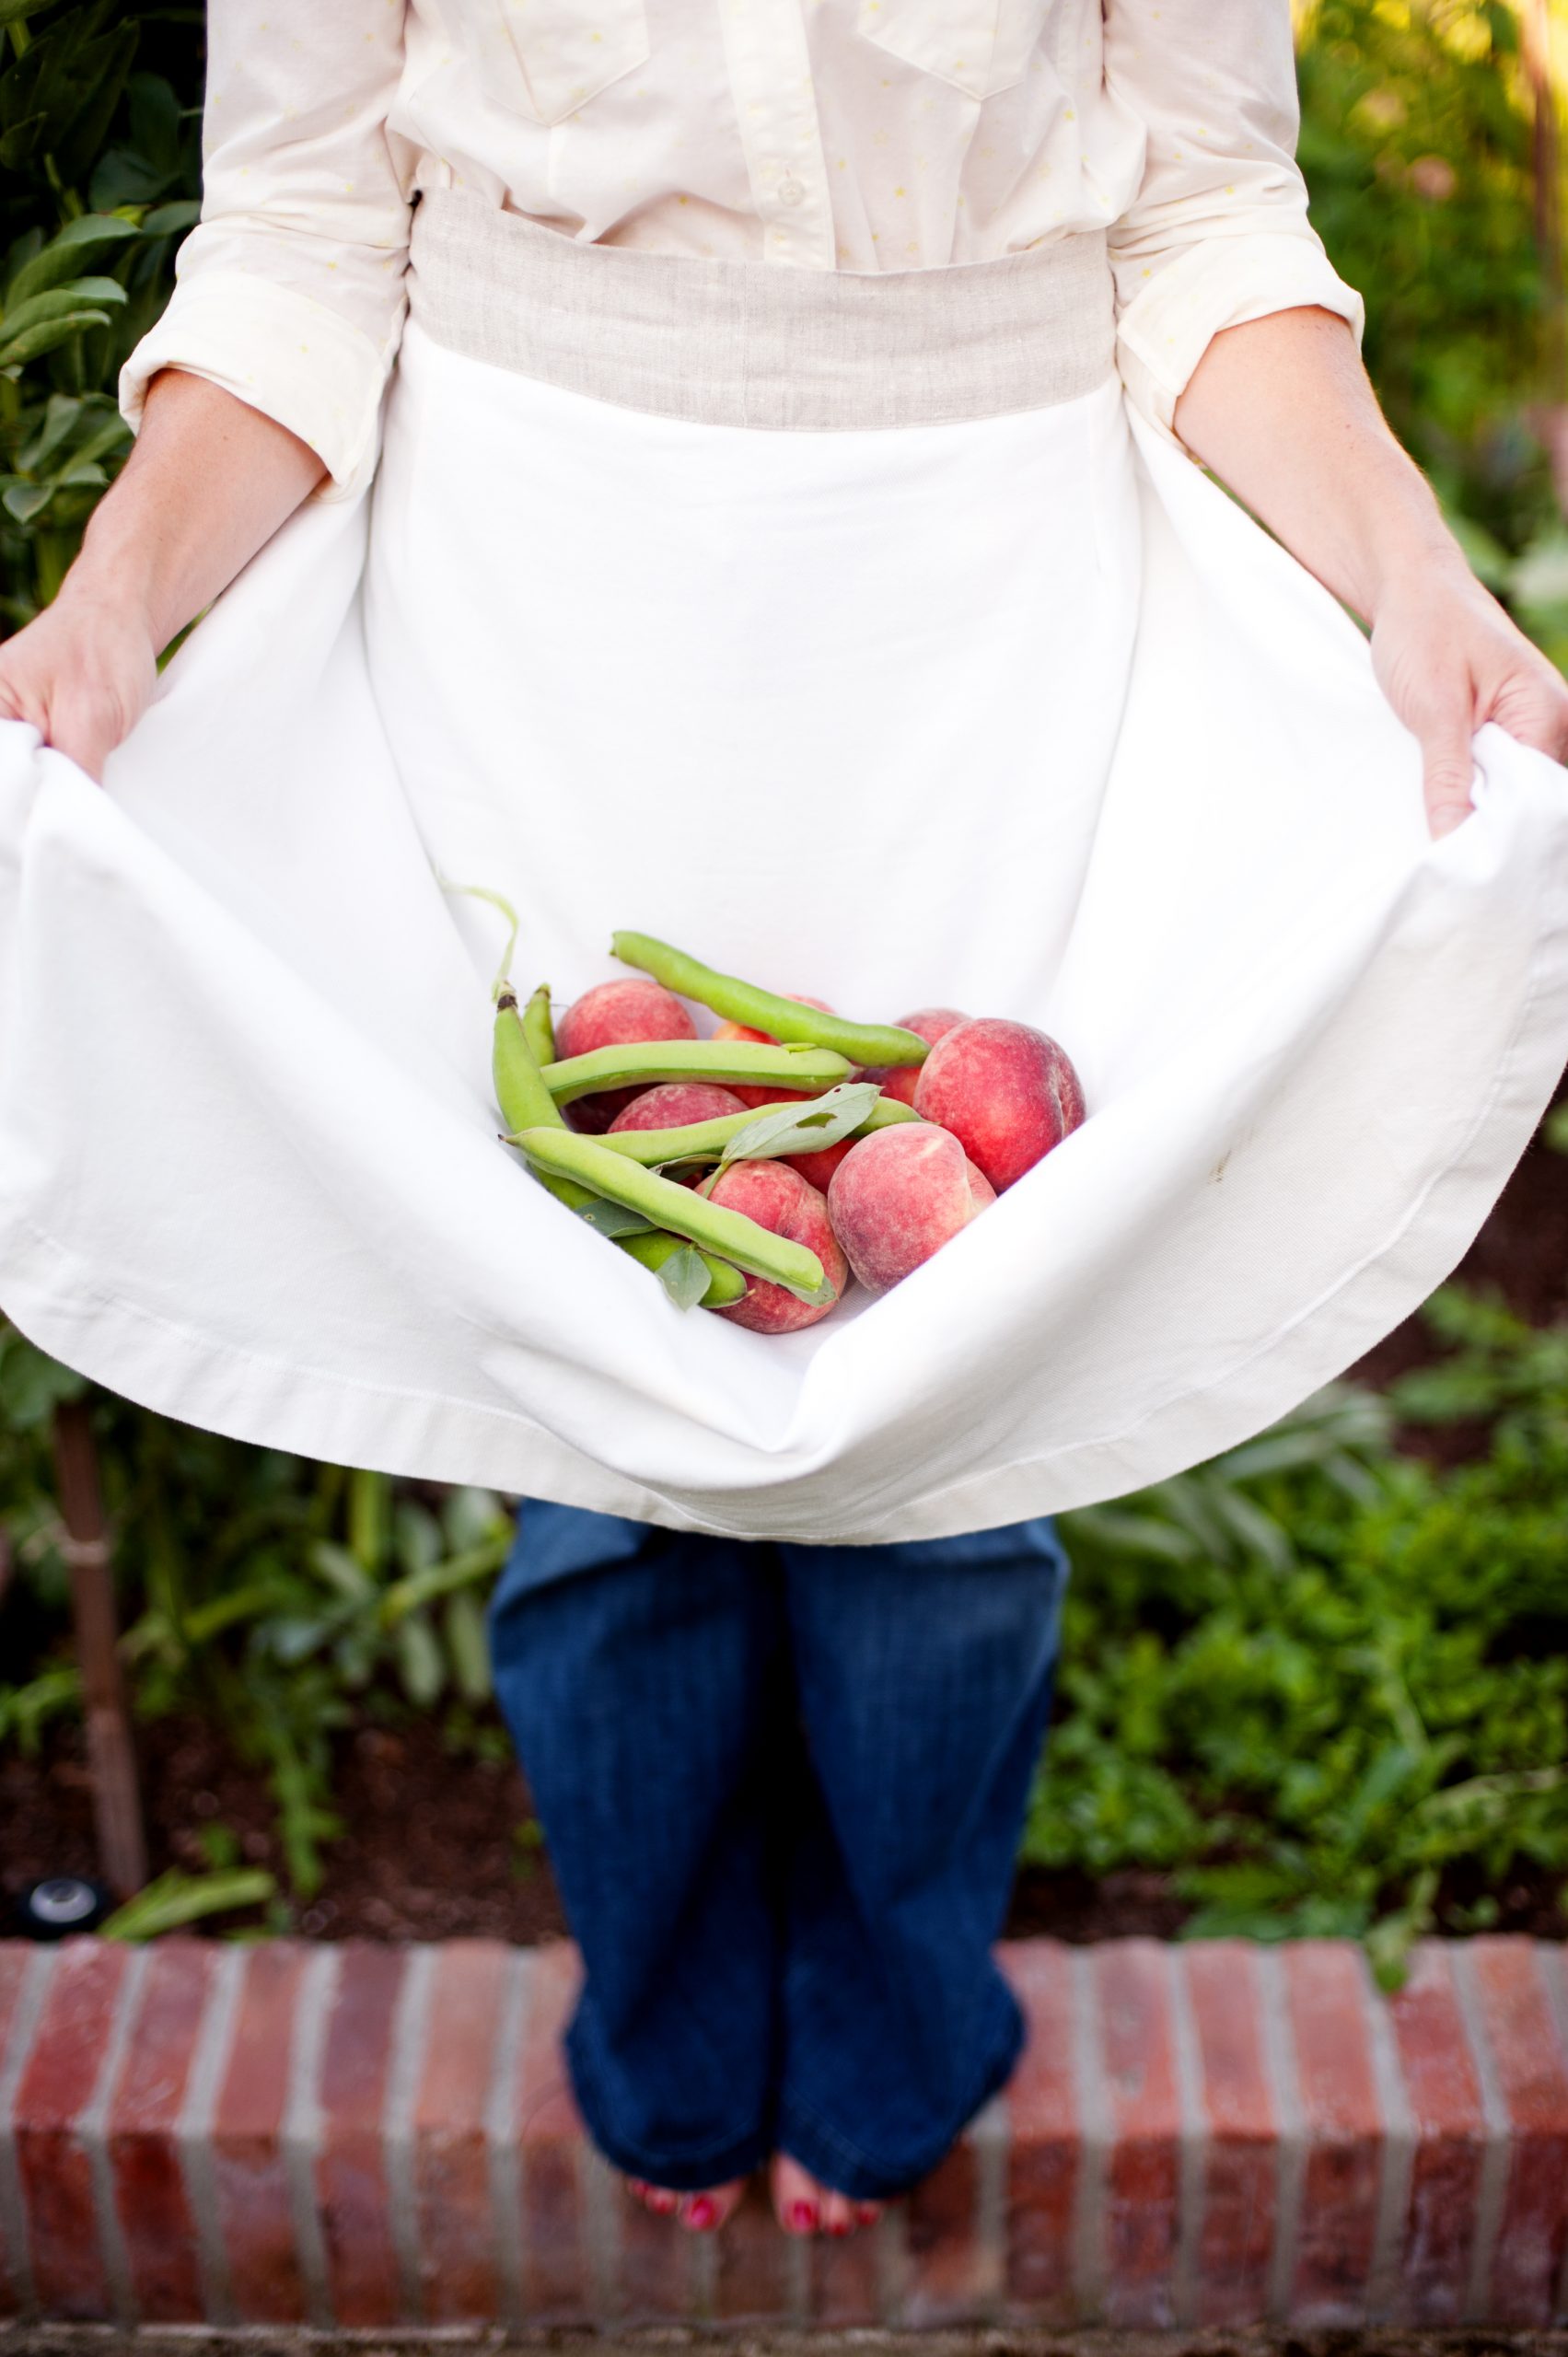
left=121, top=0, right=1363, bottom=499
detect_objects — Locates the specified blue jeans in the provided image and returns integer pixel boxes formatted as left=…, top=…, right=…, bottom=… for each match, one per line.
left=488, top=1503, right=1068, bottom=2200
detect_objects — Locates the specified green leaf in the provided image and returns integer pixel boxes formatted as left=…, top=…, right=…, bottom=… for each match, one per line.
left=141, top=198, right=200, bottom=238
left=571, top=1194, right=657, bottom=1238
left=2, top=481, right=52, bottom=523
left=101, top=1867, right=275, bottom=1942
left=715, top=1081, right=881, bottom=1171
left=656, top=1245, right=712, bottom=1312
left=308, top=1539, right=375, bottom=1603
left=2, top=281, right=126, bottom=343
left=395, top=1609, right=445, bottom=1707
left=0, top=0, right=59, bottom=28
left=8, top=219, right=137, bottom=306
left=445, top=1590, right=492, bottom=1703
left=0, top=308, right=113, bottom=369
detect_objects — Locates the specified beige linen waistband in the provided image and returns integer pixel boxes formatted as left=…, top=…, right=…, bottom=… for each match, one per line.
left=407, top=188, right=1115, bottom=431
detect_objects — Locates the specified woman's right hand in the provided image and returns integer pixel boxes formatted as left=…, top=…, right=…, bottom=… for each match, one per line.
left=0, top=586, right=159, bottom=784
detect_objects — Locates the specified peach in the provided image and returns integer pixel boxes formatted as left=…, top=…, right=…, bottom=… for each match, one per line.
left=607, top=1083, right=749, bottom=1133
left=864, top=1006, right=970, bottom=1107
left=912, top=1016, right=1084, bottom=1192
left=713, top=995, right=837, bottom=1109
left=785, top=1133, right=857, bottom=1193
left=707, top=1160, right=848, bottom=1334
left=826, top=1122, right=994, bottom=1291
left=556, top=978, right=697, bottom=1132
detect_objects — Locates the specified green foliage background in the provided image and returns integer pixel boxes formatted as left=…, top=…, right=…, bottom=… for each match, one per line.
left=1, top=0, right=1566, bottom=1960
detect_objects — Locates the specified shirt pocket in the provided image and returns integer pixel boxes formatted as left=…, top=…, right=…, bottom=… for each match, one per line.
left=464, top=0, right=651, bottom=125
left=856, top=0, right=1051, bottom=101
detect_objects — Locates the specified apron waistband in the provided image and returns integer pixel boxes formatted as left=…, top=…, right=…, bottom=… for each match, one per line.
left=406, top=187, right=1116, bottom=431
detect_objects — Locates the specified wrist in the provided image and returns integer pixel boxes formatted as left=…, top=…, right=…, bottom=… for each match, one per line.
left=60, top=517, right=173, bottom=655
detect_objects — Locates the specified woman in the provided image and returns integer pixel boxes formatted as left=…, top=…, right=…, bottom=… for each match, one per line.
left=2, top=0, right=1566, bottom=2246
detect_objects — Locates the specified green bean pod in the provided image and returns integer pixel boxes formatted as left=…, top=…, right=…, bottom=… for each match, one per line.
left=595, top=1092, right=921, bottom=1168
left=521, top=983, right=555, bottom=1068
left=611, top=932, right=932, bottom=1068
left=616, top=1230, right=747, bottom=1307
left=543, top=1039, right=853, bottom=1106
left=494, top=990, right=566, bottom=1133
left=512, top=1127, right=832, bottom=1302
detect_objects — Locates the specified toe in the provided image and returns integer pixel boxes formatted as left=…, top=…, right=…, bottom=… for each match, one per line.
left=679, top=2177, right=747, bottom=2232
left=770, top=2150, right=823, bottom=2235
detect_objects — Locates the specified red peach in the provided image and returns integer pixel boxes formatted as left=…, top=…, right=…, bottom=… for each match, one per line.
left=556, top=978, right=698, bottom=1132
left=786, top=1134, right=857, bottom=1193
left=826, top=1122, right=994, bottom=1291
left=912, top=1016, right=1085, bottom=1192
left=607, top=1084, right=749, bottom=1133
left=707, top=1160, right=848, bottom=1334
left=713, top=995, right=838, bottom=1109
left=864, top=1006, right=970, bottom=1106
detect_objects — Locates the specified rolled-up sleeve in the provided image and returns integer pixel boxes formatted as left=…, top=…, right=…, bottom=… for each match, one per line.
left=120, top=1, right=412, bottom=501
left=1103, top=0, right=1365, bottom=439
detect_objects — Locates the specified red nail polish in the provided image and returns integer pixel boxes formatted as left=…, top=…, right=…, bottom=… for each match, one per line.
left=790, top=2199, right=819, bottom=2233
left=685, top=2195, right=718, bottom=2229
left=829, top=2216, right=851, bottom=2236
left=857, top=2203, right=880, bottom=2225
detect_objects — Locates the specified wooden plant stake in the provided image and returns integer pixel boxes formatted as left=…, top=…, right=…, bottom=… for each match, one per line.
left=51, top=1400, right=148, bottom=1898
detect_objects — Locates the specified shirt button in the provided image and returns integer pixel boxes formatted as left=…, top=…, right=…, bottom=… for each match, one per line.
left=777, top=174, right=805, bottom=207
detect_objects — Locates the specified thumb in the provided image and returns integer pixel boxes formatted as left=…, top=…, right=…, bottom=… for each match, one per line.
left=1418, top=710, right=1478, bottom=840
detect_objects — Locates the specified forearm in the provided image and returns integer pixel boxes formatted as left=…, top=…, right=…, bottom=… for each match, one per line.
left=61, top=367, right=326, bottom=652
left=1171, top=306, right=1463, bottom=624
left=1172, top=303, right=1568, bottom=835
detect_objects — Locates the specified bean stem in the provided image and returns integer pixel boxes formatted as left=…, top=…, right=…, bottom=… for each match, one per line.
left=494, top=991, right=565, bottom=1133
left=521, top=984, right=555, bottom=1067
left=593, top=1093, right=921, bottom=1168
left=611, top=933, right=931, bottom=1067
left=543, top=1039, right=852, bottom=1105
left=512, top=1128, right=832, bottom=1302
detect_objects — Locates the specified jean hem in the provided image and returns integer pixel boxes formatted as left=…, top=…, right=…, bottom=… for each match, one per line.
left=563, top=2024, right=774, bottom=2190
left=773, top=1998, right=1026, bottom=2201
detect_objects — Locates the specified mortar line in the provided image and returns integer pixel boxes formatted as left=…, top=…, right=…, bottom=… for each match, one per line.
left=176, top=1944, right=246, bottom=2329
left=0, top=1946, right=55, bottom=2321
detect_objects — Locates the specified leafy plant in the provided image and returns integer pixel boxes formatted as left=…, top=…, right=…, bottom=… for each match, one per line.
left=0, top=4, right=203, bottom=618
left=1036, top=1306, right=1568, bottom=1986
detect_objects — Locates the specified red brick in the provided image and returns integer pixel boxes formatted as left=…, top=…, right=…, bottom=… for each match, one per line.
left=210, top=1943, right=309, bottom=2323
left=617, top=2165, right=691, bottom=2319
left=0, top=1945, right=45, bottom=2316
left=315, top=1943, right=407, bottom=2328
left=1097, top=1940, right=1182, bottom=2327
left=1386, top=1943, right=1485, bottom=2326
left=1283, top=1941, right=1383, bottom=2325
left=905, top=2131, right=995, bottom=2324
left=809, top=2207, right=880, bottom=2324
left=712, top=2178, right=792, bottom=2322
left=1000, top=1940, right=1077, bottom=2321
left=1185, top=1941, right=1276, bottom=2328
left=106, top=1940, right=217, bottom=2323
left=412, top=1940, right=508, bottom=2323
left=13, top=1939, right=132, bottom=2321
left=515, top=1942, right=589, bottom=2319
left=1468, top=1938, right=1568, bottom=2325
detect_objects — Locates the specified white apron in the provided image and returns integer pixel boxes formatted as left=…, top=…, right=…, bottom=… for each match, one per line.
left=1, top=195, right=1565, bottom=1542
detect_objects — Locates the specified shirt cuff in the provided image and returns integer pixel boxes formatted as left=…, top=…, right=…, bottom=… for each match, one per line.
left=1115, top=231, right=1365, bottom=447
left=118, top=273, right=401, bottom=503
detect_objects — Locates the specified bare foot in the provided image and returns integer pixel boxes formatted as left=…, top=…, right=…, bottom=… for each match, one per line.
left=769, top=2150, right=882, bottom=2236
left=625, top=2175, right=747, bottom=2231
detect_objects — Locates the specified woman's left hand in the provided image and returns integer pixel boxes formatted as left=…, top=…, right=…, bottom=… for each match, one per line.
left=1370, top=553, right=1568, bottom=839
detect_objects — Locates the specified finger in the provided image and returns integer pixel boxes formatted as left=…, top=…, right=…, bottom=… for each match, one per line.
left=1484, top=675, right=1568, bottom=765
left=1419, top=714, right=1478, bottom=840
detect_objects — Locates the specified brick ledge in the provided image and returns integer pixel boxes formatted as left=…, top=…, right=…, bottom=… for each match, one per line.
left=0, top=1937, right=1564, bottom=2333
